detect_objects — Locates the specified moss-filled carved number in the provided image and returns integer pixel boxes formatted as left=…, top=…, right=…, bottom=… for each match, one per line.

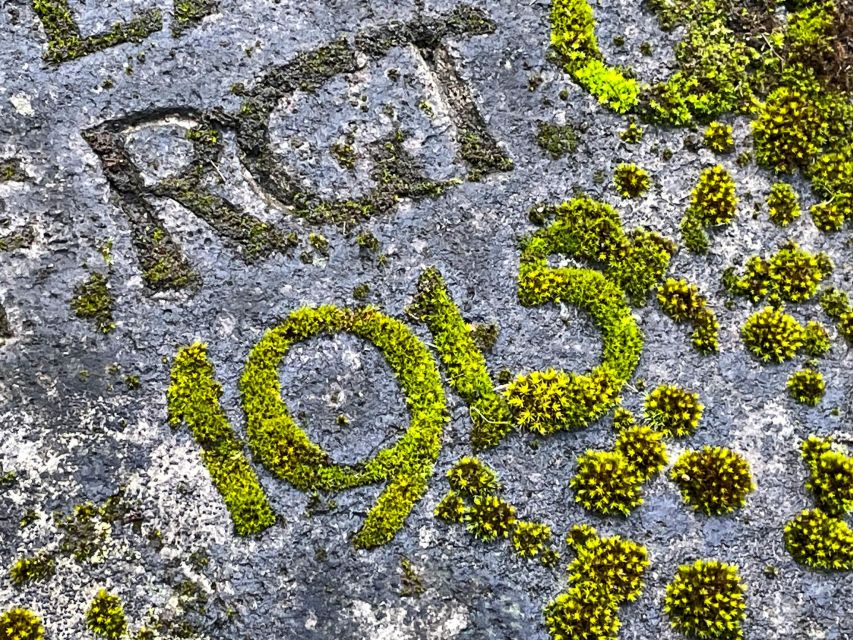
left=168, top=306, right=447, bottom=548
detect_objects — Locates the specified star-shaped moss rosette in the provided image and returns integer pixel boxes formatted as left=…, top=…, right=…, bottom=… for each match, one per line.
left=669, top=447, right=756, bottom=515
left=643, top=384, right=704, bottom=438
left=0, top=608, right=45, bottom=640
left=664, top=560, right=747, bottom=640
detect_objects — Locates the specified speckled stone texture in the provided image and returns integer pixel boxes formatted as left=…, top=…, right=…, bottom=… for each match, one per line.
left=1, top=1, right=851, bottom=638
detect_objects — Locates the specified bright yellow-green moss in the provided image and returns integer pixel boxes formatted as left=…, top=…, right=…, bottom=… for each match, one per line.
left=550, top=0, right=639, bottom=113
left=571, top=450, right=643, bottom=516
left=446, top=456, right=500, bottom=497
left=704, top=122, right=734, bottom=153
left=643, top=384, right=703, bottom=437
left=465, top=494, right=517, bottom=542
left=802, top=436, right=853, bottom=516
left=613, top=163, right=651, bottom=198
left=167, top=343, right=276, bottom=536
left=766, top=182, right=801, bottom=227
left=544, top=584, right=620, bottom=640
left=681, top=165, right=738, bottom=253
left=8, top=553, right=55, bottom=586
left=412, top=269, right=512, bottom=449
left=803, top=321, right=831, bottom=357
left=0, top=608, right=44, bottom=640
left=787, top=368, right=826, bottom=405
left=664, top=560, right=746, bottom=640
left=86, top=590, right=127, bottom=639
left=741, top=306, right=804, bottom=363
left=434, top=490, right=467, bottom=523
left=240, top=306, right=447, bottom=548
left=724, top=241, right=832, bottom=304
left=615, top=423, right=668, bottom=481
left=670, top=447, right=755, bottom=515
left=656, top=277, right=720, bottom=353
left=819, top=286, right=853, bottom=343
left=511, top=521, right=554, bottom=560
left=784, top=508, right=853, bottom=570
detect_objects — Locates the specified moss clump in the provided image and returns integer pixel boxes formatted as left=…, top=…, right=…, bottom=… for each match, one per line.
left=536, top=121, right=580, bottom=158
left=664, top=560, right=746, bottom=640
left=433, top=490, right=467, bottom=523
left=567, top=525, right=650, bottom=603
left=511, top=521, right=554, bottom=560
left=656, top=278, right=720, bottom=353
left=620, top=120, right=645, bottom=144
left=465, top=494, right=517, bottom=542
left=818, top=287, right=853, bottom=343
left=704, top=122, right=734, bottom=153
left=240, top=306, right=447, bottom=548
left=643, top=384, right=703, bottom=438
left=784, top=508, right=853, bottom=570
left=544, top=584, right=620, bottom=640
left=571, top=450, right=643, bottom=516
left=615, top=424, right=668, bottom=481
left=741, top=306, right=804, bottom=363
left=802, top=321, right=831, bottom=357
left=168, top=343, right=277, bottom=537
left=680, top=165, right=738, bottom=253
left=613, top=163, right=651, bottom=198
left=447, top=457, right=500, bottom=497
left=8, top=553, right=55, bottom=586
left=810, top=200, right=846, bottom=231
left=787, top=368, right=826, bottom=405
left=506, top=368, right=617, bottom=436
left=72, top=272, right=115, bottom=334
left=550, top=0, right=639, bottom=113
left=670, top=447, right=755, bottom=515
left=172, top=0, right=218, bottom=36
left=724, top=241, right=832, bottom=304
left=0, top=608, right=44, bottom=640
left=766, top=182, right=801, bottom=227
left=86, top=590, right=127, bottom=639
left=802, top=436, right=853, bottom=516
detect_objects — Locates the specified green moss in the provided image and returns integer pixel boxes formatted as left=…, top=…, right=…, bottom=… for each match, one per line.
left=643, top=384, right=703, bottom=437
left=86, top=589, right=127, bottom=639
left=550, top=0, right=640, bottom=113
left=619, top=120, right=645, bottom=144
left=172, top=0, right=218, bottom=36
left=434, top=490, right=467, bottom=523
left=766, top=182, right=801, bottom=226
left=670, top=447, right=755, bottom=515
left=71, top=272, right=115, bottom=334
left=330, top=138, right=358, bottom=170
left=571, top=450, right=643, bottom=516
left=741, top=306, right=804, bottom=362
left=680, top=165, right=738, bottom=253
left=355, top=231, right=380, bottom=253
left=664, top=560, right=746, bottom=640
left=802, top=436, right=853, bottom=516
left=787, top=368, right=826, bottom=405
left=352, top=283, right=370, bottom=301
left=167, top=343, right=277, bottom=536
left=0, top=608, right=44, bottom=640
left=544, top=585, right=620, bottom=640
left=8, top=553, right=55, bottom=586
left=724, top=241, right=831, bottom=303
left=535, top=122, right=580, bottom=158
left=33, top=0, right=162, bottom=63
left=411, top=268, right=512, bottom=449
left=241, top=306, right=447, bottom=548
left=511, top=521, right=554, bottom=560
left=656, top=278, right=720, bottom=353
left=465, top=494, right=517, bottom=542
left=614, top=423, right=668, bottom=481
left=0, top=159, right=26, bottom=183
left=803, top=320, right=831, bottom=356
left=613, top=163, right=651, bottom=198
left=447, top=457, right=500, bottom=497
left=399, top=558, right=425, bottom=597
left=566, top=525, right=650, bottom=603
left=810, top=200, right=846, bottom=231
left=704, top=122, right=734, bottom=153
left=784, top=508, right=853, bottom=570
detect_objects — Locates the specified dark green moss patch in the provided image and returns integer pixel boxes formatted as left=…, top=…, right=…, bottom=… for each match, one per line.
left=0, top=159, right=26, bottom=182
left=656, top=277, right=720, bottom=353
left=785, top=508, right=853, bottom=570
left=535, top=121, right=580, bottom=158
left=86, top=589, right=127, bottom=639
left=8, top=553, right=55, bottom=587
left=664, top=560, right=746, bottom=640
left=172, top=0, right=218, bottom=37
left=787, top=368, right=826, bottom=405
left=71, top=272, right=115, bottom=334
left=643, top=384, right=703, bottom=437
left=0, top=608, right=44, bottom=640
left=680, top=165, right=738, bottom=253
left=741, top=306, right=804, bottom=362
left=766, top=182, right=801, bottom=227
left=670, top=446, right=755, bottom=515
left=613, top=163, right=651, bottom=198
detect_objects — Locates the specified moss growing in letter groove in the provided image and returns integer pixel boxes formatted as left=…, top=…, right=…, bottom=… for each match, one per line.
left=241, top=306, right=447, bottom=548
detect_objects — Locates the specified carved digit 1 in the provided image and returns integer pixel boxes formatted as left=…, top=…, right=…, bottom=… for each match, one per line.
left=167, top=343, right=277, bottom=536
left=241, top=306, right=447, bottom=549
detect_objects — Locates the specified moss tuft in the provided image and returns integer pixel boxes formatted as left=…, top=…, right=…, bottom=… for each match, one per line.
left=664, top=560, right=746, bottom=640
left=72, top=272, right=115, bottom=334
left=434, top=490, right=467, bottom=523
left=680, top=165, right=738, bottom=253
left=86, top=590, right=127, bottom=639
left=643, top=384, right=703, bottom=438
left=802, top=436, right=853, bottom=516
left=0, top=608, right=44, bottom=640
left=536, top=122, right=580, bottom=158
left=787, top=368, right=826, bottom=405
left=784, top=508, right=853, bottom=570
left=446, top=456, right=500, bottom=497
left=669, top=447, right=755, bottom=515
left=511, top=521, right=554, bottom=560
left=615, top=424, right=668, bottom=481
left=571, top=450, right=643, bottom=516
left=766, top=182, right=801, bottom=227
left=8, top=553, right=55, bottom=586
left=656, top=278, right=720, bottom=353
left=741, top=306, right=804, bottom=363
left=802, top=321, right=831, bottom=356
left=704, top=122, right=734, bottom=153
left=466, top=494, right=517, bottom=542
left=613, top=163, right=651, bottom=198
